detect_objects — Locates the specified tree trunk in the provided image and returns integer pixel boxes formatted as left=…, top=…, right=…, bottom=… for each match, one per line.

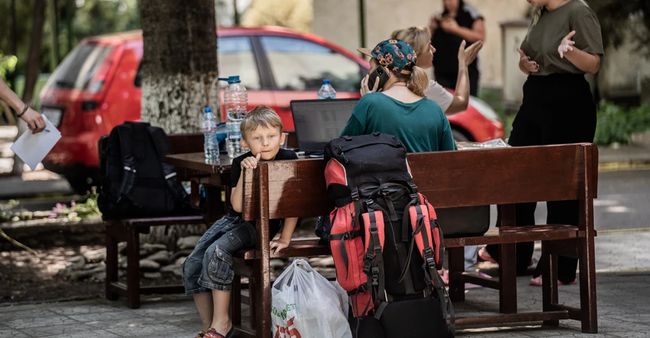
left=139, top=0, right=219, bottom=133
left=13, top=0, right=46, bottom=175
left=22, top=0, right=46, bottom=104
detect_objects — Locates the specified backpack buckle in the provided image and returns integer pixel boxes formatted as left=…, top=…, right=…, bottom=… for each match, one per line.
left=424, top=248, right=436, bottom=268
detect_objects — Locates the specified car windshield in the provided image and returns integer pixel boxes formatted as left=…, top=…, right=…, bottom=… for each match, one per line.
left=49, top=42, right=112, bottom=90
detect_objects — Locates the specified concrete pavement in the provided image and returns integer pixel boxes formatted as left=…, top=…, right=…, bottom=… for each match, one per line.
left=1, top=229, right=649, bottom=337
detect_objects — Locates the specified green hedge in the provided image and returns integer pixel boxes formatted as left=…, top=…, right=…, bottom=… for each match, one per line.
left=595, top=102, right=650, bottom=145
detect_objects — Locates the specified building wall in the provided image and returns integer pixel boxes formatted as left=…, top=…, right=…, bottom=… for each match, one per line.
left=313, top=0, right=530, bottom=89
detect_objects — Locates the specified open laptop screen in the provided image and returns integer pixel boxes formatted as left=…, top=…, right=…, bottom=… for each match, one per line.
left=290, top=98, right=358, bottom=154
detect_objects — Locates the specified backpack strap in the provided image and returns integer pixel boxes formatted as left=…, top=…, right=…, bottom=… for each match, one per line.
left=410, top=195, right=456, bottom=334
left=115, top=124, right=137, bottom=203
left=144, top=126, right=189, bottom=205
left=362, top=207, right=386, bottom=310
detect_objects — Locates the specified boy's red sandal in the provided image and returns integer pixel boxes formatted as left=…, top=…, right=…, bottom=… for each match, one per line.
left=204, top=327, right=235, bottom=338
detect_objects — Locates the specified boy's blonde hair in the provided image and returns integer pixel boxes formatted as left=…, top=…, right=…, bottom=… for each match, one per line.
left=240, top=105, right=283, bottom=138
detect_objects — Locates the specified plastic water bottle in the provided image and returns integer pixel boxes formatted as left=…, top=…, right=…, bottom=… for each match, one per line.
left=222, top=75, right=248, bottom=158
left=201, top=105, right=219, bottom=164
left=317, top=79, right=336, bottom=99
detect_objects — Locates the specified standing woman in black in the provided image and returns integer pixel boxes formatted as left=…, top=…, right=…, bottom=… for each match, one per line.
left=480, top=0, right=603, bottom=286
left=430, top=0, right=485, bottom=96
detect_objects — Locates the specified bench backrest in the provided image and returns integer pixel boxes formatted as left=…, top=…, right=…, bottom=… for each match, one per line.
left=243, top=143, right=597, bottom=223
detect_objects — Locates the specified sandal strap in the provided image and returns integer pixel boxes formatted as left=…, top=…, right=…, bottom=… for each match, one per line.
left=204, top=328, right=226, bottom=338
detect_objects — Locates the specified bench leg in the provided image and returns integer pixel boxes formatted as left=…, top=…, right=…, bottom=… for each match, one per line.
left=252, top=258, right=272, bottom=338
left=126, top=228, right=141, bottom=309
left=541, top=241, right=559, bottom=327
left=579, top=235, right=598, bottom=333
left=105, top=232, right=119, bottom=301
left=499, top=244, right=517, bottom=314
left=448, top=247, right=465, bottom=302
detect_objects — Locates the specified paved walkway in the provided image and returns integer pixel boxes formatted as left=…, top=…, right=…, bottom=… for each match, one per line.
left=1, top=229, right=649, bottom=337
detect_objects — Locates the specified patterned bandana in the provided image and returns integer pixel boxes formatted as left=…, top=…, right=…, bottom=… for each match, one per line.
left=367, top=39, right=417, bottom=75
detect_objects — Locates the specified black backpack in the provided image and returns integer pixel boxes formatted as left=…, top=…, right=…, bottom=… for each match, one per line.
left=323, top=133, right=454, bottom=338
left=98, top=122, right=190, bottom=219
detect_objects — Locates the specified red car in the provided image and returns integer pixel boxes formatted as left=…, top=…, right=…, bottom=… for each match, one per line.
left=39, top=27, right=503, bottom=192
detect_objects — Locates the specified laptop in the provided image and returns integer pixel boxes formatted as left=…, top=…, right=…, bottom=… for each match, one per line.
left=290, top=98, right=358, bottom=156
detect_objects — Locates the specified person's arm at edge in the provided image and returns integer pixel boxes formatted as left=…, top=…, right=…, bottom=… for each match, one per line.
left=0, top=79, right=45, bottom=132
left=0, top=78, right=23, bottom=111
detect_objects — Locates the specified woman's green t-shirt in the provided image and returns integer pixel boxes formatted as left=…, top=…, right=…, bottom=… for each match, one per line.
left=340, top=92, right=456, bottom=153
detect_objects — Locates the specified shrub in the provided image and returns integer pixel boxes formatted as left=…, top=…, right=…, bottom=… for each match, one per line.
left=595, top=102, right=650, bottom=145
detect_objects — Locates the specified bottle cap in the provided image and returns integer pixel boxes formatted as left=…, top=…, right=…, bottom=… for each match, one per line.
left=203, top=105, right=213, bottom=113
left=322, top=79, right=330, bottom=84
left=217, top=76, right=241, bottom=84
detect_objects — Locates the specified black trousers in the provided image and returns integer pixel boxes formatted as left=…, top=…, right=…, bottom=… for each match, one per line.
left=486, top=73, right=596, bottom=283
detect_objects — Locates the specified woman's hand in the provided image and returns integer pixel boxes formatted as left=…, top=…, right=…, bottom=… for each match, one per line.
left=518, top=48, right=540, bottom=74
left=270, top=238, right=290, bottom=255
left=558, top=30, right=576, bottom=58
left=458, top=40, right=483, bottom=67
left=240, top=152, right=261, bottom=169
left=440, top=17, right=460, bottom=33
left=359, top=74, right=380, bottom=96
left=21, top=107, right=46, bottom=133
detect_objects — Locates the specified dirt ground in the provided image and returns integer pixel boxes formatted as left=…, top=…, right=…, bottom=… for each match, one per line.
left=0, top=246, right=104, bottom=304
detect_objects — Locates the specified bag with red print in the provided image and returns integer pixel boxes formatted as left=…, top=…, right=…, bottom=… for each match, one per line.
left=271, top=259, right=352, bottom=338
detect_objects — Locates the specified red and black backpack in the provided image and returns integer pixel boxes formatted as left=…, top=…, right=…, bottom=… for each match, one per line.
left=324, top=133, right=454, bottom=335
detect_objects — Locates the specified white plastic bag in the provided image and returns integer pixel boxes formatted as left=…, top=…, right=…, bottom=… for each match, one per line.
left=271, top=258, right=352, bottom=338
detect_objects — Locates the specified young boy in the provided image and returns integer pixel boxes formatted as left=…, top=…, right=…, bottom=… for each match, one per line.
left=183, top=106, right=299, bottom=338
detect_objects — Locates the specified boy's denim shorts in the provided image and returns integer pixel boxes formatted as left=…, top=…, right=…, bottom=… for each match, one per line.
left=182, top=215, right=256, bottom=294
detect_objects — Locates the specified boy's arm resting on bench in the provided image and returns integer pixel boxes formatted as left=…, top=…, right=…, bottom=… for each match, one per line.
left=270, top=217, right=299, bottom=254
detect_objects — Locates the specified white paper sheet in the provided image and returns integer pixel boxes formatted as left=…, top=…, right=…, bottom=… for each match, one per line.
left=10, top=117, right=62, bottom=170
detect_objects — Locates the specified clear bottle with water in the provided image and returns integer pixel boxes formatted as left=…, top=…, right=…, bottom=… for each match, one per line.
left=201, top=105, right=219, bottom=164
left=222, top=75, right=248, bottom=158
left=317, top=79, right=336, bottom=99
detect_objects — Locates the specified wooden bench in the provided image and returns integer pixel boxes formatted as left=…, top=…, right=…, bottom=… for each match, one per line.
left=105, top=133, right=209, bottom=308
left=230, top=143, right=598, bottom=337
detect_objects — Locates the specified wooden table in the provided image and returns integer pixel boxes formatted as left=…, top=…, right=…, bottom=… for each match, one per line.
left=166, top=153, right=234, bottom=222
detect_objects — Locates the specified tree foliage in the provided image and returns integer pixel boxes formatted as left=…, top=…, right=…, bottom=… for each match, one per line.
left=588, top=0, right=650, bottom=55
left=0, top=0, right=139, bottom=76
